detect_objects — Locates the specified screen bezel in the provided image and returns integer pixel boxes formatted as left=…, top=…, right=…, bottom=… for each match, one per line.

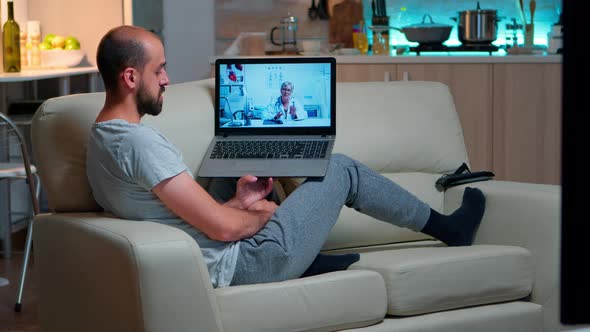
left=214, top=57, right=336, bottom=136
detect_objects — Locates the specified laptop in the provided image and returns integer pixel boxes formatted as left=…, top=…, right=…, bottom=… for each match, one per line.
left=198, top=57, right=337, bottom=178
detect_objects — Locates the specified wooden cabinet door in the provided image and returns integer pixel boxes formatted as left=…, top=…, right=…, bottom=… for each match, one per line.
left=397, top=64, right=493, bottom=172
left=336, top=64, right=397, bottom=82
left=493, top=64, right=562, bottom=184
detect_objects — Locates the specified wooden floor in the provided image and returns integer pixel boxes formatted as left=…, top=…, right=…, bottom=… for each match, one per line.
left=0, top=249, right=39, bottom=332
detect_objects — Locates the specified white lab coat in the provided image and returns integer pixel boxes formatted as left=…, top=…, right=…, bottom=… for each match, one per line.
left=262, top=96, right=307, bottom=121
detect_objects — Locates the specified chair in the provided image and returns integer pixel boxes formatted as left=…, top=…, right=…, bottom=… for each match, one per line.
left=0, top=112, right=41, bottom=312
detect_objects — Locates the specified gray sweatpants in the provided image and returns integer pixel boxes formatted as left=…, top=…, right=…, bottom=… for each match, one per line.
left=207, top=153, right=430, bottom=286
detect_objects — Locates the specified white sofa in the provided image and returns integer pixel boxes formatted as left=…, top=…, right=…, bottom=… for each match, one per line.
left=30, top=78, right=560, bottom=332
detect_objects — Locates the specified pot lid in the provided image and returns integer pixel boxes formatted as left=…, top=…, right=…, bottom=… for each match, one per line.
left=461, top=1, right=497, bottom=14
left=404, top=14, right=452, bottom=29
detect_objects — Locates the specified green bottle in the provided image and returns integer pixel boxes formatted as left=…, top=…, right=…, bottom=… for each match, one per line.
left=3, top=0, right=21, bottom=72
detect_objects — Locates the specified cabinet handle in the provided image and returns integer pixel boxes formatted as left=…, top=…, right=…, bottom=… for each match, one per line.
left=402, top=71, right=410, bottom=81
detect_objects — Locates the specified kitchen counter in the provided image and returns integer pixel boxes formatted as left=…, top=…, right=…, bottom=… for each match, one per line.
left=211, top=53, right=561, bottom=64
left=0, top=66, right=98, bottom=83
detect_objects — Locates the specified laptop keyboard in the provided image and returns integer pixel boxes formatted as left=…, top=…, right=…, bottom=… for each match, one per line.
left=210, top=140, right=329, bottom=159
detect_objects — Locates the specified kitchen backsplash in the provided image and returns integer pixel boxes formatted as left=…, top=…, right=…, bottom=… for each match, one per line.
left=215, top=0, right=561, bottom=54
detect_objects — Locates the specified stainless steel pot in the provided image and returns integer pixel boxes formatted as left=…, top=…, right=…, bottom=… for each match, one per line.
left=452, top=2, right=500, bottom=44
left=392, top=14, right=453, bottom=45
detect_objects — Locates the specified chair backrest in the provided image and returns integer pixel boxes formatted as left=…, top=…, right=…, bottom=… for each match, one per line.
left=0, top=112, right=40, bottom=215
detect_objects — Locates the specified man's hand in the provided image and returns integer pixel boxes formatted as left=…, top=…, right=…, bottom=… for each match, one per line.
left=229, top=175, right=273, bottom=209
left=248, top=199, right=279, bottom=220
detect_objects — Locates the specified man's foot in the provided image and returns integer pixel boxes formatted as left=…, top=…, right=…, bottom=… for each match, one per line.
left=421, top=187, right=486, bottom=246
left=301, top=253, right=360, bottom=278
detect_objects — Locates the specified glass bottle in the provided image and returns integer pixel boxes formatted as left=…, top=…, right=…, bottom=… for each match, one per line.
left=3, top=0, right=21, bottom=72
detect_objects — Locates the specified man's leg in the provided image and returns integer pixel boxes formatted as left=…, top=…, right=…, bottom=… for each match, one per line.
left=231, top=153, right=433, bottom=285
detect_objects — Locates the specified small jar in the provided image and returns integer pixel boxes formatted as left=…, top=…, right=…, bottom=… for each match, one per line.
left=20, top=31, right=28, bottom=68
left=27, top=21, right=41, bottom=68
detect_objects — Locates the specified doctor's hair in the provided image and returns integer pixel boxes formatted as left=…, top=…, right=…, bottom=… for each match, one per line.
left=96, top=25, right=155, bottom=91
left=281, top=81, right=295, bottom=91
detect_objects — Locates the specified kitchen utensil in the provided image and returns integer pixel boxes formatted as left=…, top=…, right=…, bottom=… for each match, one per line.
left=317, top=0, right=329, bottom=20
left=270, top=14, right=298, bottom=52
left=517, top=0, right=526, bottom=24
left=391, top=14, right=453, bottom=45
left=529, top=0, right=536, bottom=23
left=452, top=2, right=501, bottom=44
left=308, top=0, right=318, bottom=20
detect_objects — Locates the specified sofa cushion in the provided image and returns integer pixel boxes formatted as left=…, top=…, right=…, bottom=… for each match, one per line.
left=215, top=270, right=387, bottom=332
left=350, top=245, right=533, bottom=316
left=346, top=302, right=542, bottom=332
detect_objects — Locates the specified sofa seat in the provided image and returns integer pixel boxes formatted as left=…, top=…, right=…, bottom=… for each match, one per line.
left=348, top=301, right=542, bottom=332
left=351, top=245, right=533, bottom=316
left=216, top=270, right=387, bottom=332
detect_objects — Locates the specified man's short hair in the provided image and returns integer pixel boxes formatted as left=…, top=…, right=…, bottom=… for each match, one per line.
left=96, top=26, right=151, bottom=91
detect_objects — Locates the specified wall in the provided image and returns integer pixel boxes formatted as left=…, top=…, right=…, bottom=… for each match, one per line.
left=163, top=0, right=214, bottom=83
left=28, top=0, right=123, bottom=68
left=27, top=0, right=214, bottom=83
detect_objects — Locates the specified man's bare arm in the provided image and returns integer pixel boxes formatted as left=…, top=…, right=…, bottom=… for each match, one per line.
left=152, top=172, right=276, bottom=242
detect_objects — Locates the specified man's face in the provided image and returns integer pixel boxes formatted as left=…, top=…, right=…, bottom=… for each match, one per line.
left=135, top=36, right=169, bottom=116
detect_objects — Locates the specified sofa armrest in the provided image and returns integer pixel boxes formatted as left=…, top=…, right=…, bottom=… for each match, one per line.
left=33, top=212, right=223, bottom=332
left=443, top=181, right=560, bottom=331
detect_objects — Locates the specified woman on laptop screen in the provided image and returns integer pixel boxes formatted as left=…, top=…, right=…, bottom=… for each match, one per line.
left=262, top=81, right=307, bottom=123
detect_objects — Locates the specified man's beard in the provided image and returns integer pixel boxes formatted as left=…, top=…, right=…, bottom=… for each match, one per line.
left=136, top=83, right=164, bottom=116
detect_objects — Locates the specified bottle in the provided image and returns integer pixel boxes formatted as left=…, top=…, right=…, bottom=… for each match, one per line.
left=3, top=0, right=21, bottom=72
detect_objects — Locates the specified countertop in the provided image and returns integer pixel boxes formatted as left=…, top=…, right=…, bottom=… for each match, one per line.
left=211, top=53, right=562, bottom=64
left=0, top=66, right=98, bottom=83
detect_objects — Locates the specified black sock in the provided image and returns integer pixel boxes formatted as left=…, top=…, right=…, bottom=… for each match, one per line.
left=421, top=187, right=486, bottom=246
left=300, top=253, right=360, bottom=278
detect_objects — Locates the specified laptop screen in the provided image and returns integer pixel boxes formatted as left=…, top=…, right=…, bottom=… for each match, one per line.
left=214, top=57, right=336, bottom=136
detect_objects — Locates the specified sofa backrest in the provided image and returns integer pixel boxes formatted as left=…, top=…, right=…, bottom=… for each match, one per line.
left=334, top=81, right=467, bottom=173
left=32, top=78, right=467, bottom=214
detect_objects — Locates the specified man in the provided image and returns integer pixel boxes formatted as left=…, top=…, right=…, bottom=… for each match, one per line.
left=87, top=25, right=486, bottom=288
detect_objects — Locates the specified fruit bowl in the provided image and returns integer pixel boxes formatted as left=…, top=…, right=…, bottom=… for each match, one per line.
left=40, top=49, right=85, bottom=68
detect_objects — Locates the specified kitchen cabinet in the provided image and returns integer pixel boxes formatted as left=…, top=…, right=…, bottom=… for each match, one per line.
left=336, top=64, right=397, bottom=82
left=492, top=64, right=562, bottom=185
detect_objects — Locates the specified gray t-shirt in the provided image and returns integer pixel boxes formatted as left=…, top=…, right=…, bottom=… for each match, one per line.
left=86, top=119, right=240, bottom=288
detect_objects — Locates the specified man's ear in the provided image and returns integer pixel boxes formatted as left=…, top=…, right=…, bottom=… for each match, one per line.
left=122, top=67, right=138, bottom=89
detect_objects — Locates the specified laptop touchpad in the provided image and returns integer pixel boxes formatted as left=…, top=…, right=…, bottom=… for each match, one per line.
left=233, top=160, right=271, bottom=171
